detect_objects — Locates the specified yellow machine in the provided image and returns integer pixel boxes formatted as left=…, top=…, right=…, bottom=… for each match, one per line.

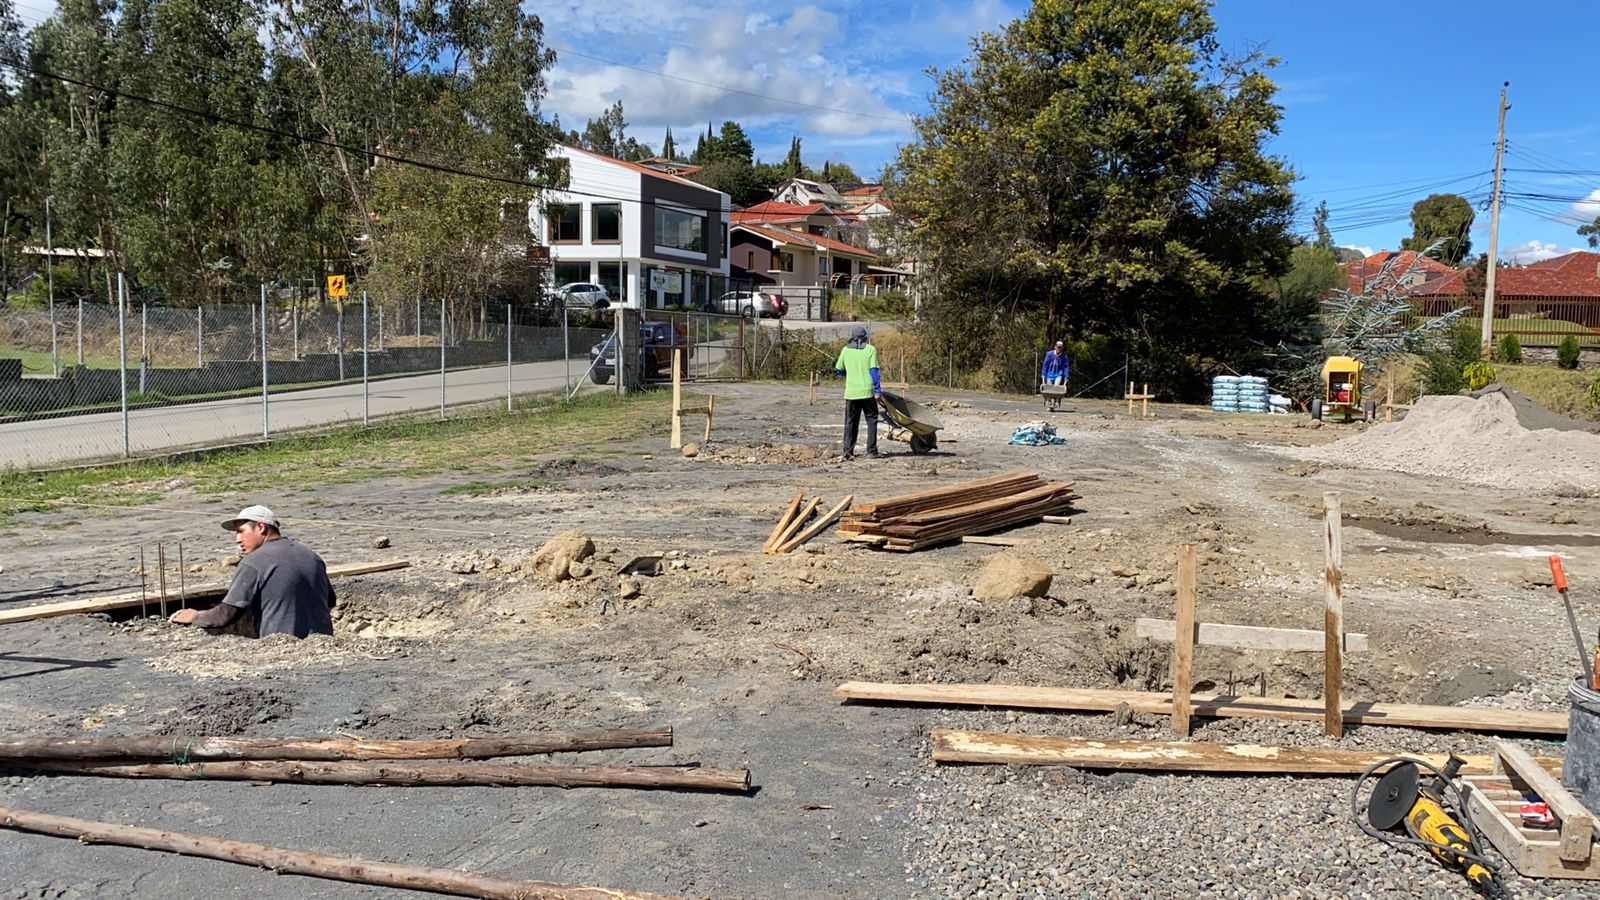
left=1312, top=356, right=1373, bottom=422
left=1363, top=756, right=1504, bottom=896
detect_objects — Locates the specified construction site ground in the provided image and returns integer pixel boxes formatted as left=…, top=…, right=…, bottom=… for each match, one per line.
left=3, top=381, right=1599, bottom=899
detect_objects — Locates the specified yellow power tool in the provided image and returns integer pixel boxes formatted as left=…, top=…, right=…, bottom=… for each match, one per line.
left=1364, top=755, right=1505, bottom=897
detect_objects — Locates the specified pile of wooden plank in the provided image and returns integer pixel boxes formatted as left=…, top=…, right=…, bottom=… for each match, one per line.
left=763, top=492, right=853, bottom=554
left=837, top=471, right=1078, bottom=551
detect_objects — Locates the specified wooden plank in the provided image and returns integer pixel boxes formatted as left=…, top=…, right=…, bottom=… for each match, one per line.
left=0, top=560, right=411, bottom=626
left=669, top=349, right=683, bottom=449
left=1171, top=544, right=1197, bottom=738
left=848, top=472, right=1041, bottom=519
left=703, top=394, right=714, bottom=443
left=1041, top=515, right=1073, bottom=525
left=884, top=482, right=1074, bottom=527
left=1135, top=618, right=1371, bottom=653
left=1495, top=740, right=1596, bottom=863
left=928, top=731, right=1559, bottom=777
left=1466, top=777, right=1600, bottom=880
left=763, top=491, right=806, bottom=553
left=774, top=495, right=853, bottom=554
left=832, top=681, right=1569, bottom=736
left=1324, top=491, right=1344, bottom=739
left=959, top=535, right=1029, bottom=547
left=765, top=497, right=819, bottom=556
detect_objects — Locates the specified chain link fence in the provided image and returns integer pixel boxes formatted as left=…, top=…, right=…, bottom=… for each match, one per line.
left=0, top=290, right=648, bottom=470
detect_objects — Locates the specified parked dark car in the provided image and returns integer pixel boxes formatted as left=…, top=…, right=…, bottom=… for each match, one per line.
left=588, top=321, right=691, bottom=384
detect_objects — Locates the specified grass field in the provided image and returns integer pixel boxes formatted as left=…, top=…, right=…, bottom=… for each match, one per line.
left=1457, top=317, right=1600, bottom=345
left=0, top=390, right=667, bottom=525
left=0, top=344, right=122, bottom=371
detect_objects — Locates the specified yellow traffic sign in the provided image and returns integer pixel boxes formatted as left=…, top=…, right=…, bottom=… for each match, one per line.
left=327, top=275, right=347, bottom=298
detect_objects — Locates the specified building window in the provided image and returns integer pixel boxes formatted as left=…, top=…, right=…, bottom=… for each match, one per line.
left=746, top=250, right=756, bottom=269
left=654, top=206, right=705, bottom=253
left=817, top=255, right=829, bottom=278
left=594, top=204, right=621, bottom=243
left=598, top=261, right=623, bottom=302
left=548, top=204, right=580, bottom=243
left=553, top=262, right=587, bottom=286
left=778, top=251, right=795, bottom=273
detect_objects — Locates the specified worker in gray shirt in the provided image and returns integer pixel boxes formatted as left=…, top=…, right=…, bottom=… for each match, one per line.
left=169, top=505, right=335, bottom=639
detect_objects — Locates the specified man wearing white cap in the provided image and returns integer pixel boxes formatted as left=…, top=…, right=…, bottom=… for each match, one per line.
left=169, top=505, right=335, bottom=638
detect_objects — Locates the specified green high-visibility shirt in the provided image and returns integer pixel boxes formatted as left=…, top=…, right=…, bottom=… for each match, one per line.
left=834, top=344, right=879, bottom=400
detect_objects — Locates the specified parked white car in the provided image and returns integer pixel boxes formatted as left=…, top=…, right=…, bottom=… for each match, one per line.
left=555, top=282, right=612, bottom=309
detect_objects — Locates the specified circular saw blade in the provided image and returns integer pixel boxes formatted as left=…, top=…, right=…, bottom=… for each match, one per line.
left=1369, top=762, right=1420, bottom=831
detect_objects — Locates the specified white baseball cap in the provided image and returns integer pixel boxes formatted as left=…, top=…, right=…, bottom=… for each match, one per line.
left=221, top=505, right=280, bottom=532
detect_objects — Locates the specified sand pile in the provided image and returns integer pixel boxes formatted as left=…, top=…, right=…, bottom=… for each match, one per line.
left=1307, top=391, right=1600, bottom=495
left=1466, top=383, right=1596, bottom=432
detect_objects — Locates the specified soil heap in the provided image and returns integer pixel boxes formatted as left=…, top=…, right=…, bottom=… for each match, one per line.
left=1308, top=389, right=1600, bottom=495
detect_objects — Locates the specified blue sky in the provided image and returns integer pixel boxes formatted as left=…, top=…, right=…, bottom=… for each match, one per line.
left=539, top=0, right=1600, bottom=262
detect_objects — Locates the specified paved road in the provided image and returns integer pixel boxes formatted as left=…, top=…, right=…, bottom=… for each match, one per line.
left=0, top=355, right=618, bottom=470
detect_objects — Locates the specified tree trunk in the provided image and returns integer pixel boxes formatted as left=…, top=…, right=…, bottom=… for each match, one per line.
left=20, top=759, right=752, bottom=792
left=0, top=804, right=672, bottom=900
left=0, top=729, right=672, bottom=762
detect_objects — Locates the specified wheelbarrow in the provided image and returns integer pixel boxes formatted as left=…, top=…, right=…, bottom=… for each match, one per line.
left=1040, top=382, right=1069, bottom=412
left=878, top=390, right=943, bottom=454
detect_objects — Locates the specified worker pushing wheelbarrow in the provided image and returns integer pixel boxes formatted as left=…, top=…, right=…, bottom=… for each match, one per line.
left=878, top=390, right=943, bottom=454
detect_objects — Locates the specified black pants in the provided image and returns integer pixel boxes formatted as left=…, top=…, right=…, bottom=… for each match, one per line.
left=843, top=397, right=878, bottom=456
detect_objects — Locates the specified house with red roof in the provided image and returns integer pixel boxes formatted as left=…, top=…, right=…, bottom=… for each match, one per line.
left=1338, top=250, right=1460, bottom=295
left=729, top=222, right=878, bottom=290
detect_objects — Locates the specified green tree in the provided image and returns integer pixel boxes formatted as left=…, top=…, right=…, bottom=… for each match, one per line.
left=813, top=160, right=861, bottom=184
left=662, top=127, right=675, bottom=160
left=892, top=0, right=1294, bottom=395
left=1580, top=215, right=1599, bottom=248
left=715, top=121, right=752, bottom=166
left=1311, top=200, right=1333, bottom=249
left=580, top=101, right=627, bottom=157
left=784, top=135, right=802, bottom=178
left=1400, top=193, right=1474, bottom=265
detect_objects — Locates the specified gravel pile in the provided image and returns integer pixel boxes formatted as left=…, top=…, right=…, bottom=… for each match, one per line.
left=898, top=708, right=1587, bottom=899
left=1295, top=392, right=1600, bottom=496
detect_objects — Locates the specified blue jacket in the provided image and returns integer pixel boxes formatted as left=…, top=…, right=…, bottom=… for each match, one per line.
left=1042, top=349, right=1069, bottom=380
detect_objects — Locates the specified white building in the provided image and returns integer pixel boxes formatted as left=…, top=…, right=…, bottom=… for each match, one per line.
left=531, top=145, right=732, bottom=308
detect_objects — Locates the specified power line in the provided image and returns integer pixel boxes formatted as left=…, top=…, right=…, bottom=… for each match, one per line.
left=549, top=46, right=913, bottom=125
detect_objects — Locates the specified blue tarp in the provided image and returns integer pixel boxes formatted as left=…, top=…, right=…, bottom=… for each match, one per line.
left=1009, top=421, right=1066, bottom=445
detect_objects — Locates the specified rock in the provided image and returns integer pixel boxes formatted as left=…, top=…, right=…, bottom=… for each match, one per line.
left=681, top=442, right=700, bottom=458
left=529, top=529, right=595, bottom=583
left=1113, top=702, right=1134, bottom=727
left=618, top=576, right=642, bottom=599
left=568, top=559, right=592, bottom=579
left=373, top=535, right=391, bottom=549
left=1422, top=573, right=1448, bottom=591
left=640, top=454, right=655, bottom=460
left=188, top=564, right=204, bottom=574
left=973, top=553, right=1054, bottom=602
left=223, top=554, right=241, bottom=567
left=448, top=557, right=478, bottom=574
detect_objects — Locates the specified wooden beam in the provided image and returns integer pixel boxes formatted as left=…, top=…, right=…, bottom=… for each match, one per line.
left=1041, top=515, right=1073, bottom=525
left=1324, top=491, right=1344, bottom=738
left=0, top=560, right=411, bottom=626
left=929, top=731, right=1560, bottom=777
left=1171, top=543, right=1197, bottom=738
left=703, top=394, right=714, bottom=443
left=669, top=349, right=683, bottom=449
left=0, top=804, right=674, bottom=900
left=774, top=495, right=853, bottom=554
left=765, top=496, right=820, bottom=555
left=1135, top=619, right=1371, bottom=653
left=0, top=729, right=673, bottom=763
left=832, top=681, right=1569, bottom=736
left=1495, top=740, right=1596, bottom=863
left=959, top=535, right=1029, bottom=547
left=763, top=491, right=806, bottom=553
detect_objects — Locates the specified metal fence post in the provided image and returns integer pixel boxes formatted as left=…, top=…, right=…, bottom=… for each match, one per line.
left=46, top=197, right=58, bottom=376
left=196, top=305, right=204, bottom=368
left=562, top=306, right=571, bottom=398
left=505, top=303, right=512, bottom=412
left=377, top=306, right=384, bottom=351
left=138, top=303, right=148, bottom=394
left=415, top=296, right=421, bottom=348
left=439, top=297, right=446, bottom=420
left=292, top=305, right=299, bottom=360
left=362, top=291, right=370, bottom=426
left=614, top=314, right=622, bottom=397
left=77, top=297, right=84, bottom=365
left=117, top=274, right=128, bottom=457
left=260, top=283, right=269, bottom=438
left=336, top=301, right=345, bottom=380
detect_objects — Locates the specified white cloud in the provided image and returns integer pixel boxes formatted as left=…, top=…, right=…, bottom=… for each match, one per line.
left=1500, top=240, right=1582, bottom=264
left=1573, top=188, right=1600, bottom=224
left=1342, top=245, right=1374, bottom=258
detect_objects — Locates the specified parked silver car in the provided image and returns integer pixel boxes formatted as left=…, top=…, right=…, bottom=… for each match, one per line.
left=714, top=290, right=787, bottom=319
left=555, top=282, right=612, bottom=309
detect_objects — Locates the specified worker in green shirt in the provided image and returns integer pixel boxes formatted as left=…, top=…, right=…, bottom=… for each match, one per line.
left=834, top=325, right=881, bottom=459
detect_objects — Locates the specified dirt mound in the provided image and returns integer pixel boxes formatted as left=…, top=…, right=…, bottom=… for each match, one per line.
left=529, top=457, right=625, bottom=479
left=156, top=685, right=293, bottom=735
left=1466, top=383, right=1597, bottom=432
left=704, top=442, right=841, bottom=466
left=1304, top=391, right=1600, bottom=495
left=528, top=530, right=595, bottom=582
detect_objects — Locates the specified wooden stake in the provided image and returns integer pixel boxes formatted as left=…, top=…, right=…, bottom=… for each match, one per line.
left=21, top=759, right=752, bottom=792
left=766, top=496, right=820, bottom=555
left=809, top=372, right=818, bottom=405
left=0, top=729, right=674, bottom=763
left=1128, top=381, right=1135, bottom=417
left=1142, top=383, right=1150, bottom=418
left=0, top=804, right=674, bottom=900
left=703, top=394, right=714, bottom=442
left=669, top=348, right=683, bottom=449
left=1171, top=543, right=1197, bottom=738
left=763, top=491, right=806, bottom=553
left=155, top=543, right=168, bottom=619
left=1386, top=372, right=1395, bottom=423
left=774, top=494, right=853, bottom=554
left=1323, top=491, right=1344, bottom=738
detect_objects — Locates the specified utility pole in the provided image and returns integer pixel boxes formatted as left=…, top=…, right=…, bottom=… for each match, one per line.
left=1482, top=81, right=1510, bottom=357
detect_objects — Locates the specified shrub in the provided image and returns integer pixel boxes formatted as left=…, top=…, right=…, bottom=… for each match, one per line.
left=1448, top=321, right=1482, bottom=364
left=1421, top=352, right=1465, bottom=395
left=1462, top=360, right=1496, bottom=391
left=1495, top=333, right=1522, bottom=364
left=1557, top=335, right=1582, bottom=370
left=1589, top=374, right=1600, bottom=410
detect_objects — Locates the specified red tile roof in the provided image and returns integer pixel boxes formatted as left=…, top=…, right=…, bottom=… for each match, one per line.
left=841, top=185, right=884, bottom=197
left=731, top=200, right=834, bottom=225
left=732, top=223, right=877, bottom=260
left=1339, top=250, right=1459, bottom=293
left=1412, top=251, right=1600, bottom=299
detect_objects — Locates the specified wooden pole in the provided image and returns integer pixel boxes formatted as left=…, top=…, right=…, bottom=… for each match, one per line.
left=1127, top=381, right=1135, bottom=417
left=1386, top=373, right=1395, bottom=423
left=766, top=496, right=820, bottom=555
left=703, top=394, right=714, bottom=442
left=0, top=804, right=674, bottom=900
left=1142, top=383, right=1150, bottom=418
left=669, top=348, right=683, bottom=449
left=809, top=372, right=818, bottom=405
left=20, top=759, right=752, bottom=792
left=774, top=494, right=853, bottom=554
left=1323, top=491, right=1344, bottom=738
left=0, top=729, right=673, bottom=763
left=763, top=491, right=806, bottom=553
left=1171, top=543, right=1198, bottom=738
